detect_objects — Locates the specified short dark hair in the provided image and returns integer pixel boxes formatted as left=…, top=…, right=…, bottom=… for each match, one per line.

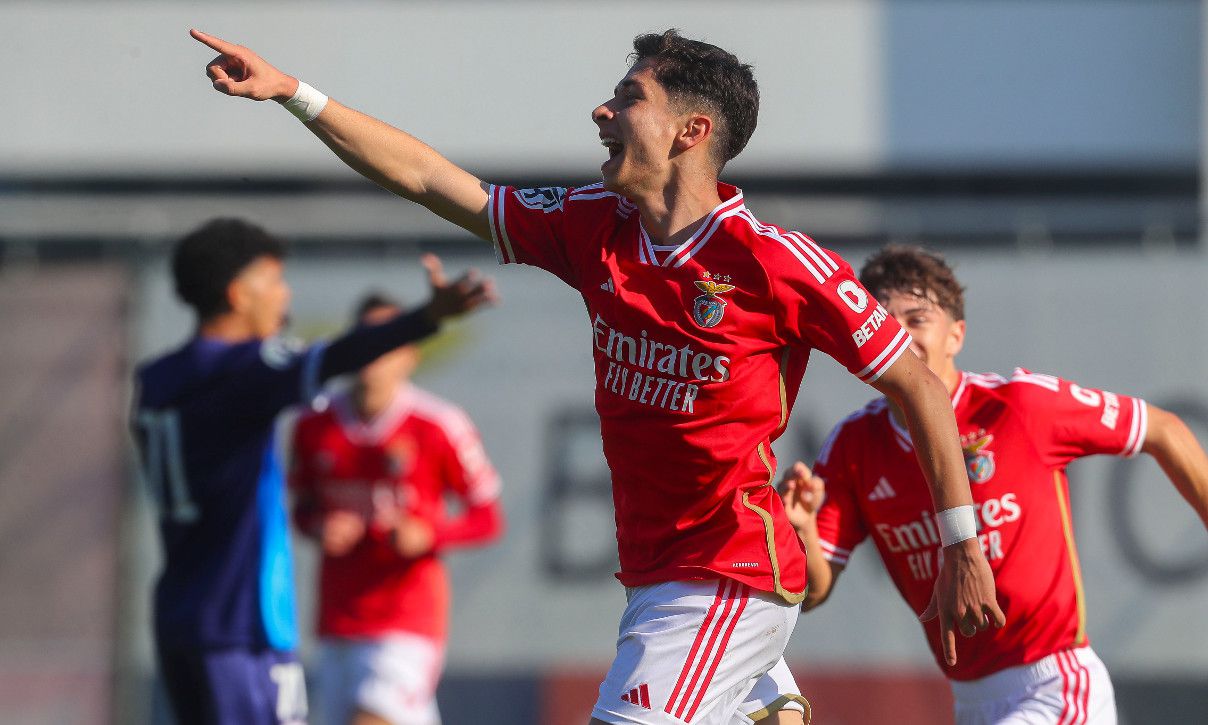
left=630, top=29, right=759, bottom=166
left=352, top=291, right=404, bottom=323
left=859, top=244, right=966, bottom=321
left=171, top=218, right=286, bottom=319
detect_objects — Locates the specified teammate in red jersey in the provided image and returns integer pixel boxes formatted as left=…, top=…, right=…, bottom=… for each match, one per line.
left=291, top=293, right=505, bottom=725
left=191, top=28, right=1002, bottom=724
left=779, top=245, right=1208, bottom=724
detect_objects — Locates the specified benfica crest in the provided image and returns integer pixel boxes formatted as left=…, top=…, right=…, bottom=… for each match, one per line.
left=962, top=431, right=996, bottom=484
left=692, top=278, right=736, bottom=328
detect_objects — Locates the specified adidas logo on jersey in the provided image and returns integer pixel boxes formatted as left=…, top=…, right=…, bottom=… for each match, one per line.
left=600, top=277, right=616, bottom=294
left=621, top=683, right=651, bottom=709
left=868, top=476, right=896, bottom=501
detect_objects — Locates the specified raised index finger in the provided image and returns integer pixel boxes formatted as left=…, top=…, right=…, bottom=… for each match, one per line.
left=190, top=28, right=238, bottom=54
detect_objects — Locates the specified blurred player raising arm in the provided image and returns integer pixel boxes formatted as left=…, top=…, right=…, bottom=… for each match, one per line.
left=190, top=29, right=492, bottom=240
left=132, top=219, right=493, bottom=725
left=291, top=293, right=506, bottom=725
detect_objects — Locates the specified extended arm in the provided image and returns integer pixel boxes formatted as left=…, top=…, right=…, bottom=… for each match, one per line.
left=432, top=499, right=505, bottom=552
left=1142, top=404, right=1208, bottom=530
left=870, top=351, right=1005, bottom=666
left=318, top=254, right=495, bottom=382
left=778, top=462, right=845, bottom=611
left=389, top=499, right=504, bottom=559
left=190, top=29, right=492, bottom=240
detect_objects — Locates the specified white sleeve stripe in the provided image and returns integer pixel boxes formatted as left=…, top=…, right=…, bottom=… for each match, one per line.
left=820, top=549, right=849, bottom=565
left=862, top=331, right=912, bottom=383
left=736, top=211, right=827, bottom=283
left=787, top=231, right=838, bottom=275
left=486, top=185, right=505, bottom=264
left=567, top=182, right=605, bottom=196
left=489, top=185, right=516, bottom=265
left=1121, top=398, right=1140, bottom=455
left=301, top=342, right=328, bottom=403
left=567, top=191, right=618, bottom=200
left=819, top=539, right=851, bottom=556
left=465, top=473, right=503, bottom=505
left=769, top=231, right=827, bottom=283
left=798, top=233, right=839, bottom=273
left=498, top=186, right=516, bottom=264
left=785, top=231, right=834, bottom=279
left=1132, top=400, right=1149, bottom=457
left=1123, top=399, right=1148, bottom=458
left=856, top=328, right=911, bottom=382
left=1011, top=369, right=1061, bottom=392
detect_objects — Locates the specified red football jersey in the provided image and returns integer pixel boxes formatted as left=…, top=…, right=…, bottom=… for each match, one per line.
left=289, top=386, right=502, bottom=641
left=487, top=182, right=911, bottom=600
left=814, top=369, right=1148, bottom=680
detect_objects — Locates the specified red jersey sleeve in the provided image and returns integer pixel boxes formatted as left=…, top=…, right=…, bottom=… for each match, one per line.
left=771, top=237, right=912, bottom=383
left=1008, top=367, right=1149, bottom=467
left=811, top=418, right=870, bottom=567
left=486, top=183, right=581, bottom=287
left=431, top=406, right=504, bottom=550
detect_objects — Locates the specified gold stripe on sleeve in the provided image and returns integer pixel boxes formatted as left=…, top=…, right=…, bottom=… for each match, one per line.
left=1053, top=470, right=1088, bottom=646
left=778, top=347, right=790, bottom=431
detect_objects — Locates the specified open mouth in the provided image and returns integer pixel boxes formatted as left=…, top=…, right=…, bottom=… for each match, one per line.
left=600, top=137, right=624, bottom=160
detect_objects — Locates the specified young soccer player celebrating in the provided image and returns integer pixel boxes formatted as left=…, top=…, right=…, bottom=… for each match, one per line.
left=779, top=245, right=1208, bottom=724
left=189, top=29, right=1002, bottom=724
left=290, top=293, right=505, bottom=725
left=132, top=219, right=493, bottom=725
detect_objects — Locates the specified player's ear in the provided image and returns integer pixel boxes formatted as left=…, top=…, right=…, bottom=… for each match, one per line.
left=948, top=318, right=967, bottom=358
left=226, top=275, right=250, bottom=316
left=675, top=113, right=713, bottom=155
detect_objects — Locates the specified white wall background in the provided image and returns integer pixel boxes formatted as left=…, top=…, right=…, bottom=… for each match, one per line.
left=2, top=0, right=884, bottom=178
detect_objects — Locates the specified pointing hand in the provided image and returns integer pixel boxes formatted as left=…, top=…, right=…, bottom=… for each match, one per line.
left=190, top=29, right=298, bottom=101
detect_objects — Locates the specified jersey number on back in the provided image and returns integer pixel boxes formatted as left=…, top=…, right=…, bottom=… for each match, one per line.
left=135, top=410, right=200, bottom=523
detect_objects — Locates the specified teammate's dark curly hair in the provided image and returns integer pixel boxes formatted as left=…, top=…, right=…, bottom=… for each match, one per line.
left=171, top=218, right=286, bottom=320
left=859, top=244, right=966, bottom=321
left=631, top=29, right=759, bottom=167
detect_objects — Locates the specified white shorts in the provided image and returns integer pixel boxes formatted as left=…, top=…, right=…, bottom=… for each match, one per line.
left=316, top=633, right=445, bottom=725
left=950, top=646, right=1116, bottom=725
left=591, top=579, right=808, bottom=725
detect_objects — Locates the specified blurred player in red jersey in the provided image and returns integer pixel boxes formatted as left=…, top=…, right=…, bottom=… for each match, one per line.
left=191, top=28, right=1003, bottom=724
left=291, top=293, right=505, bottom=725
left=780, top=245, right=1208, bottom=725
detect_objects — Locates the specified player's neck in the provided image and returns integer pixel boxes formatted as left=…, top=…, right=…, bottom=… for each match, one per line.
left=353, top=382, right=402, bottom=421
left=632, top=172, right=723, bottom=246
left=196, top=314, right=258, bottom=344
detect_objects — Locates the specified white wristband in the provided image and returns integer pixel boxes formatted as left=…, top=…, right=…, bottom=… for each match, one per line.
left=282, top=81, right=328, bottom=122
left=936, top=505, right=978, bottom=547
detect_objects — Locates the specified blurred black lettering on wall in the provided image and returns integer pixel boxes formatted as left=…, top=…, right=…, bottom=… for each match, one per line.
left=1109, top=398, right=1208, bottom=586
left=540, top=407, right=617, bottom=581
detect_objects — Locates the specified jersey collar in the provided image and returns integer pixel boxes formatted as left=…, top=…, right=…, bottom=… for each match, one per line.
left=333, top=385, right=416, bottom=446
left=637, top=183, right=746, bottom=267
